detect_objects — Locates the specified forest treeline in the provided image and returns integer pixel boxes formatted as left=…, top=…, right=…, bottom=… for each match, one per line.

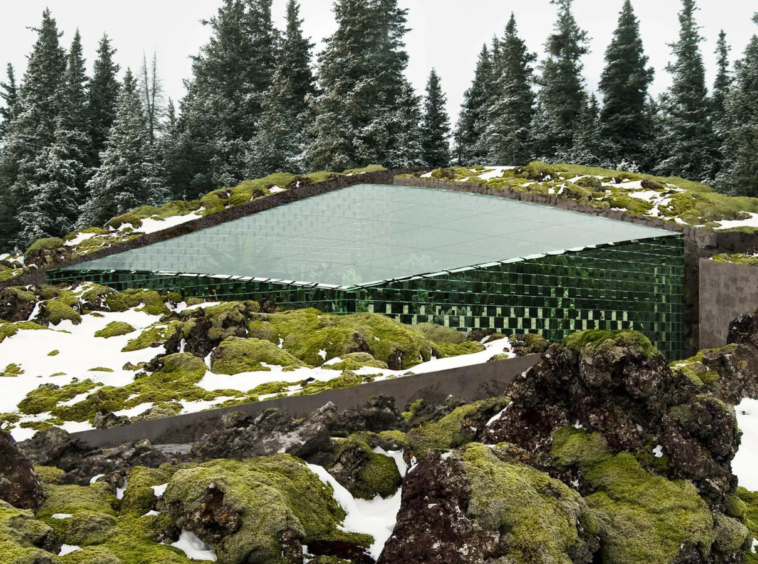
left=0, top=0, right=757, bottom=251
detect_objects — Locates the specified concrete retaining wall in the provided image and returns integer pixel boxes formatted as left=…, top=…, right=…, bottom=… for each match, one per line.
left=71, top=355, right=540, bottom=449
left=699, top=259, right=758, bottom=349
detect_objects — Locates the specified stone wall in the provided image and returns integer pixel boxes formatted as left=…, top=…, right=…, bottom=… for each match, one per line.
left=70, top=354, right=540, bottom=449
left=699, top=258, right=758, bottom=349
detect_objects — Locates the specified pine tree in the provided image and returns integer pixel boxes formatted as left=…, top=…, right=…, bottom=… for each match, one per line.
left=716, top=15, right=758, bottom=196
left=655, top=0, right=714, bottom=181
left=598, top=0, right=655, bottom=168
left=532, top=0, right=590, bottom=159
left=0, top=64, right=18, bottom=140
left=710, top=30, right=732, bottom=180
left=482, top=14, right=536, bottom=166
left=389, top=81, right=425, bottom=168
left=88, top=34, right=121, bottom=169
left=61, top=30, right=91, bottom=200
left=168, top=0, right=278, bottom=196
left=307, top=0, right=413, bottom=170
left=139, top=52, right=165, bottom=146
left=454, top=45, right=493, bottom=165
left=568, top=94, right=602, bottom=166
left=247, top=0, right=315, bottom=177
left=0, top=9, right=67, bottom=250
left=80, top=70, right=168, bottom=227
left=420, top=69, right=451, bottom=168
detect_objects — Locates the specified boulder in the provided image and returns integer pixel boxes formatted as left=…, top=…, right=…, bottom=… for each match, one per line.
left=0, top=432, right=45, bottom=511
left=0, top=287, right=36, bottom=323
left=0, top=499, right=61, bottom=563
left=326, top=434, right=402, bottom=500
left=326, top=395, right=409, bottom=435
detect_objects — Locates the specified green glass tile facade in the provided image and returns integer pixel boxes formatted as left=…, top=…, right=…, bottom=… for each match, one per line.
left=49, top=235, right=685, bottom=360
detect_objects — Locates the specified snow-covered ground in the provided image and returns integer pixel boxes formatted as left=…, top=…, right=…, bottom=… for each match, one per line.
left=714, top=212, right=758, bottom=231
left=116, top=211, right=204, bottom=236
left=733, top=398, right=758, bottom=491
left=0, top=300, right=513, bottom=442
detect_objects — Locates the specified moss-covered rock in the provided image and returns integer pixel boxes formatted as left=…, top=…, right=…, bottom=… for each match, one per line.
left=1, top=363, right=24, bottom=376
left=121, top=466, right=175, bottom=516
left=551, top=427, right=719, bottom=563
left=121, top=290, right=169, bottom=316
left=322, top=352, right=388, bottom=371
left=210, top=337, right=306, bottom=374
left=415, top=323, right=466, bottom=344
left=39, top=298, right=82, bottom=326
left=327, top=434, right=402, bottom=500
left=95, top=322, right=136, bottom=339
left=0, top=320, right=49, bottom=344
left=162, top=456, right=373, bottom=564
left=19, top=380, right=101, bottom=417
left=122, top=323, right=180, bottom=352
left=34, top=466, right=65, bottom=486
left=563, top=329, right=659, bottom=359
left=408, top=397, right=509, bottom=458
left=0, top=499, right=60, bottom=564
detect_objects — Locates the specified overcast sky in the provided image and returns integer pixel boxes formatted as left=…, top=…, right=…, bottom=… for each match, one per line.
left=1, top=0, right=755, bottom=126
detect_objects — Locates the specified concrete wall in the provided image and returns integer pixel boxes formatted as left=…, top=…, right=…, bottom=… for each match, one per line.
left=699, top=259, right=758, bottom=349
left=71, top=355, right=540, bottom=449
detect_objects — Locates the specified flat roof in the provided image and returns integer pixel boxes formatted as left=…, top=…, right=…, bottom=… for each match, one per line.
left=61, top=183, right=676, bottom=288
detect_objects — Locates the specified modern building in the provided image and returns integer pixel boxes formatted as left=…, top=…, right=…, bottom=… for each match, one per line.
left=50, top=183, right=685, bottom=359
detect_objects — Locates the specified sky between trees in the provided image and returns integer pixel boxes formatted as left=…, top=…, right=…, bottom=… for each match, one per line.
left=0, top=0, right=754, bottom=128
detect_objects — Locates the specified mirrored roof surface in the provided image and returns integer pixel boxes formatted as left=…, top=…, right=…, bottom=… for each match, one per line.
left=62, top=183, right=676, bottom=288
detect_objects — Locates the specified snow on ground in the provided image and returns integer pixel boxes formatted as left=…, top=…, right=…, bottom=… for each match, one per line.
left=477, top=166, right=515, bottom=181
left=715, top=212, right=758, bottom=231
left=59, top=545, right=82, bottom=556
left=64, top=232, right=97, bottom=247
left=308, top=448, right=406, bottom=561
left=171, top=530, right=217, bottom=562
left=733, top=398, right=758, bottom=491
left=114, top=212, right=203, bottom=236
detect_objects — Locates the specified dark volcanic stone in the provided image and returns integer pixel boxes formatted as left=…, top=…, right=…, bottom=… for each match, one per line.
left=326, top=395, right=409, bottom=435
left=0, top=431, right=45, bottom=511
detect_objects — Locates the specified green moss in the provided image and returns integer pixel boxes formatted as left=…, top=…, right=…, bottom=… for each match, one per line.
left=0, top=321, right=49, bottom=345
left=34, top=466, right=65, bottom=485
left=713, top=254, right=758, bottom=268
left=563, top=329, right=660, bottom=358
left=294, top=370, right=367, bottom=396
left=0, top=499, right=59, bottom=563
left=343, top=164, right=385, bottom=174
left=184, top=301, right=259, bottom=342
left=461, top=443, right=596, bottom=563
left=522, top=333, right=549, bottom=353
left=121, top=466, right=175, bottom=516
left=551, top=427, right=716, bottom=563
left=671, top=350, right=723, bottom=387
left=211, top=337, right=305, bottom=374
left=79, top=284, right=130, bottom=313
left=415, top=323, right=467, bottom=344
left=122, top=323, right=180, bottom=352
left=19, top=379, right=101, bottom=416
left=1, top=363, right=23, bottom=377
left=163, top=455, right=372, bottom=564
left=433, top=340, right=486, bottom=357
left=38, top=483, right=118, bottom=519
left=88, top=367, right=114, bottom=373
left=409, top=397, right=509, bottom=457
left=329, top=434, right=402, bottom=500
left=41, top=298, right=82, bottom=326
left=322, top=352, right=388, bottom=371
left=48, top=350, right=59, bottom=357
left=94, top=321, right=136, bottom=339
left=121, top=290, right=169, bottom=316
left=401, top=398, right=426, bottom=421
left=58, top=545, right=123, bottom=564
left=199, top=192, right=227, bottom=215
left=713, top=513, right=750, bottom=553
left=106, top=211, right=143, bottom=230
left=25, top=237, right=65, bottom=257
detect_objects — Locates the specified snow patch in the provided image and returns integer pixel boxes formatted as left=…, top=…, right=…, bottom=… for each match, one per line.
left=653, top=445, right=664, bottom=458
left=733, top=398, right=758, bottom=491
left=171, top=530, right=217, bottom=561
left=52, top=514, right=73, bottom=519
left=715, top=212, right=758, bottom=231
left=59, top=545, right=82, bottom=556
left=151, top=483, right=168, bottom=497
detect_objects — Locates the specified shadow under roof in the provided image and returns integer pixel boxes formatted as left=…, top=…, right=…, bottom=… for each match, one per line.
left=61, top=183, right=677, bottom=288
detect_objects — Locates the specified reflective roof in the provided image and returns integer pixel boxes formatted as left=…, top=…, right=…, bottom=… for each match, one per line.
left=62, top=183, right=676, bottom=288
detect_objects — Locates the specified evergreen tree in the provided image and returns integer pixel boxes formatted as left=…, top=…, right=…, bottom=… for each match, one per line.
left=247, top=0, right=315, bottom=177
left=61, top=30, right=91, bottom=200
left=454, top=45, right=493, bottom=165
left=482, top=14, right=536, bottom=166
left=532, top=0, right=589, bottom=159
left=88, top=34, right=121, bottom=169
left=0, top=64, right=18, bottom=140
left=307, top=0, right=413, bottom=170
left=80, top=70, right=167, bottom=227
left=597, top=0, right=654, bottom=168
left=139, top=52, right=165, bottom=146
left=168, top=0, right=278, bottom=196
left=568, top=94, right=602, bottom=166
left=710, top=30, right=732, bottom=180
left=655, top=0, right=714, bottom=181
left=420, top=69, right=451, bottom=168
left=0, top=9, right=67, bottom=250
left=389, top=81, right=425, bottom=168
left=716, top=15, right=758, bottom=196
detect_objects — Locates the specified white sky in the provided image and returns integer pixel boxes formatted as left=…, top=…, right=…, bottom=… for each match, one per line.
left=1, top=1, right=755, bottom=126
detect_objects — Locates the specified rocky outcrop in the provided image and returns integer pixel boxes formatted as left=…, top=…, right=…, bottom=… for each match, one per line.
left=483, top=330, right=740, bottom=506
left=19, top=428, right=171, bottom=486
left=0, top=432, right=45, bottom=511
left=193, top=405, right=334, bottom=462
left=326, top=395, right=409, bottom=436
left=326, top=434, right=402, bottom=500
left=0, top=287, right=36, bottom=323
left=379, top=443, right=599, bottom=564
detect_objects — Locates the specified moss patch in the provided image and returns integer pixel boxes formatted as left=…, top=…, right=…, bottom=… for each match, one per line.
left=551, top=427, right=717, bottom=563
left=0, top=499, right=59, bottom=563
left=1, top=363, right=23, bottom=377
left=95, top=321, right=136, bottom=339
left=122, top=323, right=180, bottom=352
left=328, top=433, right=402, bottom=500
left=0, top=320, right=49, bottom=344
left=563, top=329, right=660, bottom=358
left=210, top=337, right=306, bottom=374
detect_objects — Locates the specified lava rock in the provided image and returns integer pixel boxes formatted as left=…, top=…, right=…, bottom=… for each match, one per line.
left=0, top=432, right=45, bottom=511
left=0, top=287, right=36, bottom=323
left=327, top=395, right=409, bottom=435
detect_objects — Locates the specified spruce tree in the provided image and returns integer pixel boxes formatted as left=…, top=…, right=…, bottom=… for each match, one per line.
left=598, top=0, right=654, bottom=168
left=454, top=45, right=493, bottom=165
left=307, top=0, right=413, bottom=170
left=389, top=81, right=425, bottom=168
left=88, top=34, right=121, bottom=169
left=710, top=30, right=732, bottom=180
left=655, top=0, right=714, bottom=181
left=80, top=70, right=167, bottom=227
left=0, top=64, right=18, bottom=140
left=421, top=69, right=451, bottom=168
left=139, top=52, right=165, bottom=146
left=62, top=30, right=92, bottom=200
left=569, top=94, right=602, bottom=166
left=0, top=9, right=67, bottom=250
left=482, top=14, right=536, bottom=166
left=168, top=0, right=278, bottom=196
left=532, top=0, right=589, bottom=159
left=716, top=15, right=758, bottom=196
left=248, top=0, right=315, bottom=177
